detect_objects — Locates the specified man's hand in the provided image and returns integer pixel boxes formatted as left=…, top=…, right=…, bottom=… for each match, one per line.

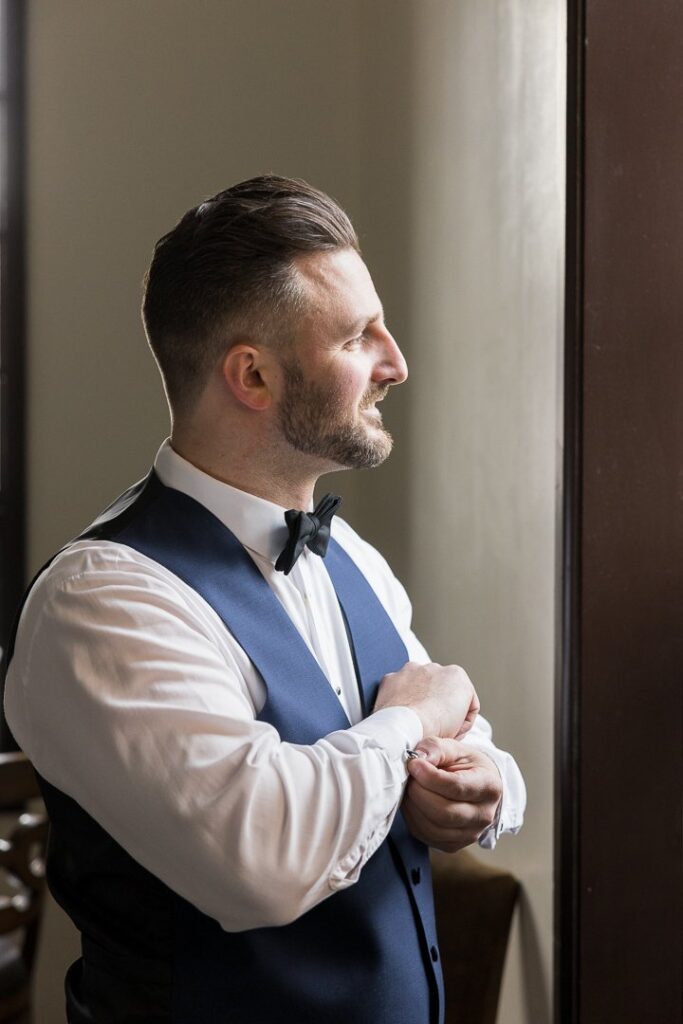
left=401, top=737, right=503, bottom=853
left=373, top=662, right=480, bottom=739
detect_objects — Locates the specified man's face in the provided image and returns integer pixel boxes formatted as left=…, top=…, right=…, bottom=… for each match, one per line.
left=275, top=248, right=408, bottom=470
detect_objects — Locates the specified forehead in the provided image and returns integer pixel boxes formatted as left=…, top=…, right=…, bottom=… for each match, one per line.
left=292, top=248, right=381, bottom=329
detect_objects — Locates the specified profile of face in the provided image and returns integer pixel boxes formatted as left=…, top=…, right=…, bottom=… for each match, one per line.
left=275, top=248, right=408, bottom=470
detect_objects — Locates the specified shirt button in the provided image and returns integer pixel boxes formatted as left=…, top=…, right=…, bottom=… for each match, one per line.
left=335, top=687, right=342, bottom=696
left=430, top=945, right=439, bottom=963
left=411, top=867, right=421, bottom=885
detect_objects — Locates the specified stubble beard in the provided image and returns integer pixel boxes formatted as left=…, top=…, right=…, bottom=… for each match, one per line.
left=276, top=358, right=394, bottom=470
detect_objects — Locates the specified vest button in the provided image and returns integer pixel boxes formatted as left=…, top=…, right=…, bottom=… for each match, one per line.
left=411, top=867, right=421, bottom=885
left=430, top=945, right=439, bottom=963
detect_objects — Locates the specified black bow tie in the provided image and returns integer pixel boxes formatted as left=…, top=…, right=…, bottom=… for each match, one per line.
left=274, top=493, right=342, bottom=575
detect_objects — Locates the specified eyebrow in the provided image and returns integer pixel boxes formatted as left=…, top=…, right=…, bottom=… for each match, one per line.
left=344, top=307, right=385, bottom=336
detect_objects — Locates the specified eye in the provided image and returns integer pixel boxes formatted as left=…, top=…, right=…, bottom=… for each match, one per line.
left=345, top=334, right=364, bottom=349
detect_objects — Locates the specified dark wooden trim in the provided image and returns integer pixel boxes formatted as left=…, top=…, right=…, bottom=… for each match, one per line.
left=0, top=0, right=26, bottom=686
left=557, top=2, right=584, bottom=1021
left=561, top=2, right=683, bottom=1021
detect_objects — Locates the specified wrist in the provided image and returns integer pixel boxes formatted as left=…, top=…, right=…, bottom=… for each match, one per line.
left=353, top=706, right=423, bottom=756
left=411, top=706, right=437, bottom=739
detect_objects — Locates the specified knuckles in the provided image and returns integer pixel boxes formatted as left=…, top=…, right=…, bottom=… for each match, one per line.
left=483, top=779, right=502, bottom=802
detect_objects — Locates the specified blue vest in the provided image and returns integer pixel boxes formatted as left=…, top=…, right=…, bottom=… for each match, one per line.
left=16, top=472, right=445, bottom=1023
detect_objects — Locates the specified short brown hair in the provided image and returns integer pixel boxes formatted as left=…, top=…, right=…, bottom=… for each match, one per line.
left=142, top=175, right=359, bottom=414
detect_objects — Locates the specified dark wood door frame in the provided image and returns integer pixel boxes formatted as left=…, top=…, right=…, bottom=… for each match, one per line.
left=0, top=0, right=26, bottom=670
left=559, top=2, right=683, bottom=1021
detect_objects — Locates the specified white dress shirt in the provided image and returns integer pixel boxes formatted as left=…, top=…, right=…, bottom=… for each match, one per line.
left=4, top=440, right=525, bottom=932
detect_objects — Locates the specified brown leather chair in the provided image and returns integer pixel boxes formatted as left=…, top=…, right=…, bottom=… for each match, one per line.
left=0, top=753, right=48, bottom=1024
left=431, top=848, right=520, bottom=1024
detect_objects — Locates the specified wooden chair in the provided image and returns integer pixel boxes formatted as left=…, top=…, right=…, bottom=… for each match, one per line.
left=431, top=848, right=520, bottom=1024
left=0, top=753, right=48, bottom=1024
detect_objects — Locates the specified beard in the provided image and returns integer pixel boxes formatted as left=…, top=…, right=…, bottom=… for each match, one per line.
left=276, top=357, right=394, bottom=469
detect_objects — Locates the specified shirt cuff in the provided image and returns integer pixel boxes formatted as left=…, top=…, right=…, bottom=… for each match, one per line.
left=348, top=706, right=424, bottom=760
left=325, top=708, right=423, bottom=894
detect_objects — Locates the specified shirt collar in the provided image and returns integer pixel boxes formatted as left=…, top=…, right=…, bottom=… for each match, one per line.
left=153, top=439, right=291, bottom=564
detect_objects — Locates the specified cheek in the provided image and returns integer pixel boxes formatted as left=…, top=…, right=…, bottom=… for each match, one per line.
left=325, top=361, right=366, bottom=401
left=315, top=352, right=372, bottom=411
left=343, top=359, right=372, bottom=396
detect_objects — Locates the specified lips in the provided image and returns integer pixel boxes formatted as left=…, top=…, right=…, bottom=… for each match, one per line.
left=363, top=394, right=386, bottom=411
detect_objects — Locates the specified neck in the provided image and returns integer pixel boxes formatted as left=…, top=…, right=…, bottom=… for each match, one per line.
left=169, top=430, right=327, bottom=511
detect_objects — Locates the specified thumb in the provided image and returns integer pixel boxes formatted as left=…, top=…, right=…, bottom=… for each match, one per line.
left=412, top=736, right=443, bottom=765
left=414, top=736, right=472, bottom=768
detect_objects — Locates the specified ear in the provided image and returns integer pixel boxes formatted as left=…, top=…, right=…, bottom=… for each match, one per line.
left=220, top=344, right=275, bottom=412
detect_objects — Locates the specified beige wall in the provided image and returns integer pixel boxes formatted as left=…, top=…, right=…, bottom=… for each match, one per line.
left=408, top=5, right=565, bottom=1021
left=25, top=2, right=563, bottom=1021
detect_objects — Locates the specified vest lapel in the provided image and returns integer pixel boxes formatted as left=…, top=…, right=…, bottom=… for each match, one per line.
left=324, top=539, right=409, bottom=713
left=111, top=473, right=351, bottom=743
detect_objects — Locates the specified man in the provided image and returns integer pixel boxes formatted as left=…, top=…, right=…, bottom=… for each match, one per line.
left=4, top=176, right=525, bottom=1023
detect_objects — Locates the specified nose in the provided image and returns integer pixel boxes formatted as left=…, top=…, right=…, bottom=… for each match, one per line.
left=373, top=326, right=408, bottom=385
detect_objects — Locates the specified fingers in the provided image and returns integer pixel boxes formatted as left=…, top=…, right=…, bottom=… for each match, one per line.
left=406, top=783, right=483, bottom=831
left=402, top=743, right=502, bottom=851
left=402, top=800, right=474, bottom=853
left=412, top=736, right=473, bottom=767
left=401, top=789, right=489, bottom=852
left=408, top=756, right=499, bottom=805
left=404, top=776, right=496, bottom=830
left=456, top=689, right=481, bottom=739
